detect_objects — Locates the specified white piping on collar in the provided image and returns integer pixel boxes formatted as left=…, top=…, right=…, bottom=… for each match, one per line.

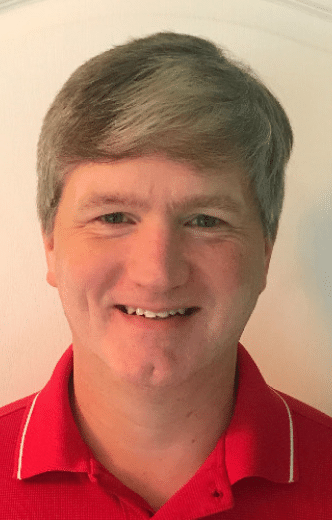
left=269, top=387, right=295, bottom=483
left=17, top=391, right=41, bottom=480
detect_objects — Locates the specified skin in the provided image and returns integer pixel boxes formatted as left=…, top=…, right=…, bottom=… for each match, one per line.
left=42, top=155, right=274, bottom=510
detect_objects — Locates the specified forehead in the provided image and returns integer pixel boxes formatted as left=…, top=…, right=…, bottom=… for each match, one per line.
left=60, top=156, right=254, bottom=214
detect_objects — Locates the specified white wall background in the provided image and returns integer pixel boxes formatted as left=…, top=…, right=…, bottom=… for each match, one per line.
left=0, top=0, right=331, bottom=415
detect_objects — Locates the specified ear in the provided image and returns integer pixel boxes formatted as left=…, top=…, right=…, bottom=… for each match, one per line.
left=42, top=230, right=58, bottom=288
left=260, top=236, right=275, bottom=294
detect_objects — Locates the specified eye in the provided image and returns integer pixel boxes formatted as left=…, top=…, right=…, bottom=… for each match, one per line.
left=187, top=214, right=225, bottom=228
left=98, top=212, right=132, bottom=224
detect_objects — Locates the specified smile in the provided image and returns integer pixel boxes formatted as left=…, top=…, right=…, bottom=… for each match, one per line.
left=115, top=305, right=199, bottom=319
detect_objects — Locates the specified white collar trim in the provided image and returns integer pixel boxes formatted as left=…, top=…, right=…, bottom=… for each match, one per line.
left=269, top=387, right=295, bottom=483
left=17, top=391, right=41, bottom=480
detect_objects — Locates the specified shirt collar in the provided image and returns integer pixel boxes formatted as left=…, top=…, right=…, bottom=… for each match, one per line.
left=225, top=344, right=298, bottom=485
left=14, top=346, right=93, bottom=480
left=13, top=343, right=298, bottom=485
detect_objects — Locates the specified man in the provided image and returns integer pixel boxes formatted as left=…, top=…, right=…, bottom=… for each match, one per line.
left=1, top=32, right=331, bottom=519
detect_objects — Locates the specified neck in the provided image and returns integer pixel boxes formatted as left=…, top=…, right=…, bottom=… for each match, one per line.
left=69, top=345, right=238, bottom=507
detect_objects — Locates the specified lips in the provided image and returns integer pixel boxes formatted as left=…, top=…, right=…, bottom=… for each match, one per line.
left=115, top=305, right=199, bottom=319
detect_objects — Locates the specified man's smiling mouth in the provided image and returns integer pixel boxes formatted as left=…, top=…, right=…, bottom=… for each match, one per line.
left=115, top=305, right=199, bottom=319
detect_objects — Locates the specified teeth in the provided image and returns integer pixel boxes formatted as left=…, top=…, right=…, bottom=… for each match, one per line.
left=156, top=311, right=172, bottom=318
left=124, top=306, right=188, bottom=318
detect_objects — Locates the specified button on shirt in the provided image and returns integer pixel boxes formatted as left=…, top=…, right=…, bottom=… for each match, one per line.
left=0, top=343, right=331, bottom=519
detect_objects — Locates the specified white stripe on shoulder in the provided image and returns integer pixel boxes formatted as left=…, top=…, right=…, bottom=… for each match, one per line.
left=268, top=387, right=295, bottom=483
left=17, top=391, right=41, bottom=480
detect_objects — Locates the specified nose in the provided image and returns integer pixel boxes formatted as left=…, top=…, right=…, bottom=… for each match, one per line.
left=126, top=222, right=190, bottom=291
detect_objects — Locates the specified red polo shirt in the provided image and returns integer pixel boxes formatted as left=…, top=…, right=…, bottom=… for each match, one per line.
left=0, top=343, right=331, bottom=519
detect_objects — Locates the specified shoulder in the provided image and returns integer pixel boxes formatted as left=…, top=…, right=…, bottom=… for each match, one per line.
left=0, top=395, right=37, bottom=431
left=0, top=394, right=36, bottom=421
left=277, top=390, right=332, bottom=476
left=279, top=390, right=332, bottom=434
left=0, top=394, right=37, bottom=476
left=0, top=394, right=37, bottom=435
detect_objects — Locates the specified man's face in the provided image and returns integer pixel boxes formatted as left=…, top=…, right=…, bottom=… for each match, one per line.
left=43, top=156, right=273, bottom=388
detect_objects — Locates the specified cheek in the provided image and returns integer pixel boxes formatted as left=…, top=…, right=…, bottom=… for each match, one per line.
left=204, top=242, right=245, bottom=288
left=54, top=238, right=120, bottom=300
left=204, top=243, right=265, bottom=341
left=205, top=240, right=264, bottom=298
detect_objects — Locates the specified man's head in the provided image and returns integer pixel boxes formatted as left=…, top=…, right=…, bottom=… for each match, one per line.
left=39, top=32, right=293, bottom=389
left=37, top=32, right=293, bottom=244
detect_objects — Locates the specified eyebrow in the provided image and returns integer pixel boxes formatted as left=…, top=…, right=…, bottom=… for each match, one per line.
left=77, top=193, right=243, bottom=215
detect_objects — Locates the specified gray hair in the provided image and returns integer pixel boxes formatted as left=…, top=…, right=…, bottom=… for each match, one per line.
left=37, top=32, right=293, bottom=240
